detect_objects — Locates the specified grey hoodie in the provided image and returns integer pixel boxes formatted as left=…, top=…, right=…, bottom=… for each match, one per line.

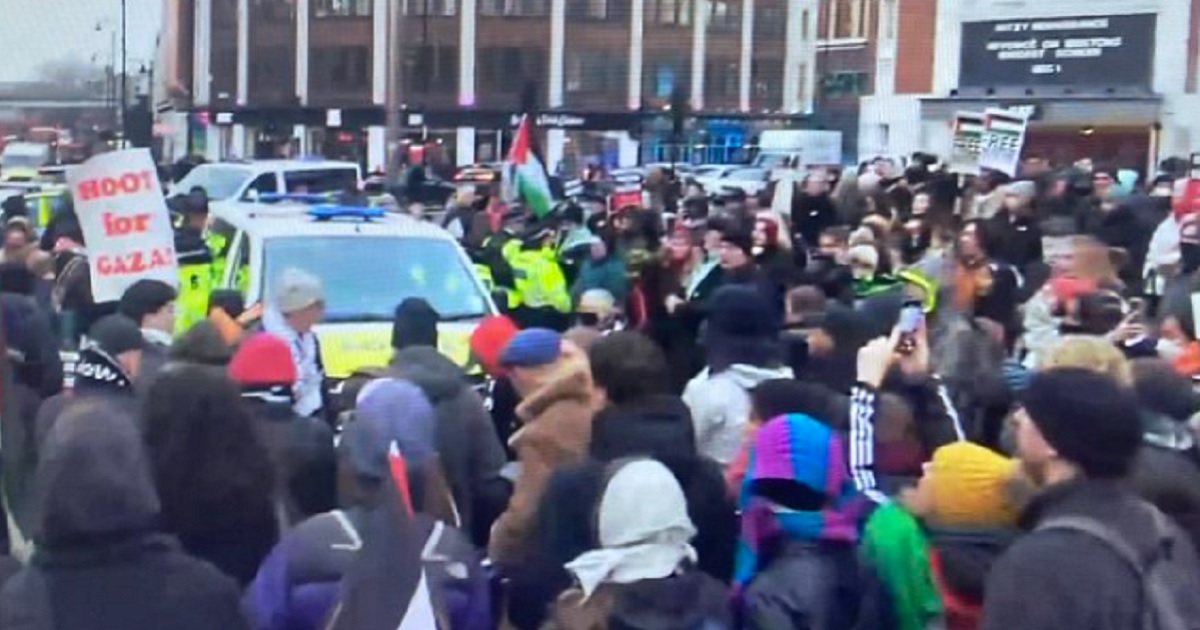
left=682, top=364, right=794, bottom=465
left=390, top=346, right=509, bottom=544
left=1, top=400, right=248, bottom=630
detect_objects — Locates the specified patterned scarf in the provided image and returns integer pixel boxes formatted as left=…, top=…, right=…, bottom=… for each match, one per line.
left=734, top=413, right=867, bottom=592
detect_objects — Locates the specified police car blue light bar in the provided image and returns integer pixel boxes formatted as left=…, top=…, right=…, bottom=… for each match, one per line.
left=307, top=205, right=386, bottom=221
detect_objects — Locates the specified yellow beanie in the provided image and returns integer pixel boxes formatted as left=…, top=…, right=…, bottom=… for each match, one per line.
left=930, top=442, right=1020, bottom=527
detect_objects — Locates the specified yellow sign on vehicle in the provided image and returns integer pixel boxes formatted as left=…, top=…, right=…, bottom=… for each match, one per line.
left=315, top=321, right=478, bottom=379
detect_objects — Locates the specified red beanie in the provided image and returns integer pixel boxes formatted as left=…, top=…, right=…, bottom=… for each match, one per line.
left=229, top=333, right=298, bottom=385
left=470, top=315, right=519, bottom=377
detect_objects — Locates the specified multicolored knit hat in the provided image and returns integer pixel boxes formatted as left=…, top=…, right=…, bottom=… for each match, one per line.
left=734, top=413, right=867, bottom=591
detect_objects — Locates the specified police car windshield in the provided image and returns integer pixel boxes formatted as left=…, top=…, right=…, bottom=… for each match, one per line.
left=174, top=165, right=252, bottom=200
left=264, top=236, right=488, bottom=323
left=1, top=154, right=43, bottom=169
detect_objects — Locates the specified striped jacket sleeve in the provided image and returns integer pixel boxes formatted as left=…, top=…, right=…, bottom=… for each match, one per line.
left=849, top=383, right=889, bottom=505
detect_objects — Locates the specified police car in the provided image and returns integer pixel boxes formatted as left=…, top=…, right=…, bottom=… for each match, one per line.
left=171, top=159, right=361, bottom=204
left=209, top=202, right=497, bottom=381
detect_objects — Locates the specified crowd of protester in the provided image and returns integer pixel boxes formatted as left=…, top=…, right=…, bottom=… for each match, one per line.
left=0, top=152, right=1199, bottom=629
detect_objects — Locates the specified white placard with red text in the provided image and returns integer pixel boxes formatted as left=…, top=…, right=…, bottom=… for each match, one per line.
left=67, top=149, right=178, bottom=303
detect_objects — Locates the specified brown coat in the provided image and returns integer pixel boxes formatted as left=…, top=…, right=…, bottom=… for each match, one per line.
left=488, top=357, right=597, bottom=567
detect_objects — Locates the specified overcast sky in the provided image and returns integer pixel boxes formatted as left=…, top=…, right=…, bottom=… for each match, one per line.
left=0, top=0, right=162, bottom=82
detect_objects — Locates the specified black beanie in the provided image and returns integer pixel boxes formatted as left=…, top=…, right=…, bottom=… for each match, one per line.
left=392, top=298, right=440, bottom=351
left=1020, top=367, right=1142, bottom=479
left=719, top=225, right=755, bottom=258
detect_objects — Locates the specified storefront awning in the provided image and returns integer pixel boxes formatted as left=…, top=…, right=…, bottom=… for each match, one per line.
left=920, top=95, right=1162, bottom=127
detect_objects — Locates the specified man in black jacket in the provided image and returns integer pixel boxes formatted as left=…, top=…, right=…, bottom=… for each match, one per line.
left=228, top=333, right=336, bottom=526
left=388, top=297, right=509, bottom=546
left=982, top=368, right=1200, bottom=630
left=117, top=279, right=177, bottom=392
left=987, top=180, right=1043, bottom=274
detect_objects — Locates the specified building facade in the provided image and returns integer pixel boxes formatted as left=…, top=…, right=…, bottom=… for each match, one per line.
left=155, top=0, right=822, bottom=172
left=853, top=0, right=1200, bottom=172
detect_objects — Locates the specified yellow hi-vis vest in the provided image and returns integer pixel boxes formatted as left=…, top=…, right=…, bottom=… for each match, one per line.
left=176, top=261, right=215, bottom=335
left=509, top=245, right=571, bottom=313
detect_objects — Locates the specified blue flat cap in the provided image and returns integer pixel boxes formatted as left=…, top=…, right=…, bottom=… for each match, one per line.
left=500, top=328, right=562, bottom=368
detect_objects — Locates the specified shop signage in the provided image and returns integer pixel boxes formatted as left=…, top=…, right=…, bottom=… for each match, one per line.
left=959, top=13, right=1157, bottom=89
left=510, top=113, right=588, bottom=129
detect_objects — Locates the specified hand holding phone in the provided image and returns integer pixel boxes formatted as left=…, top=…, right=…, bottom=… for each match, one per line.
left=896, top=301, right=925, bottom=356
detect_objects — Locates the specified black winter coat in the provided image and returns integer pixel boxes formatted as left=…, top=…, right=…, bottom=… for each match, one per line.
left=243, top=396, right=337, bottom=527
left=741, top=540, right=871, bottom=630
left=390, top=346, right=510, bottom=546
left=0, top=535, right=249, bottom=630
left=981, top=479, right=1200, bottom=630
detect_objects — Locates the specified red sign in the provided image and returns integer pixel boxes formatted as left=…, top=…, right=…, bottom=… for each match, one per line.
left=608, top=189, right=642, bottom=213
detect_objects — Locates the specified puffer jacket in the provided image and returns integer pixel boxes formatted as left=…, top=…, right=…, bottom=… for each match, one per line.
left=682, top=364, right=794, bottom=466
left=390, top=346, right=510, bottom=546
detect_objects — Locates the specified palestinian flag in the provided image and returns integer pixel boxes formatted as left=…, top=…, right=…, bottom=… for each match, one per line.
left=325, top=443, right=439, bottom=630
left=503, top=115, right=554, bottom=218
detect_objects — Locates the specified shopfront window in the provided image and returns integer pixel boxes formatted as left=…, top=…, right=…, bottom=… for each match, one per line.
left=311, top=46, right=370, bottom=91
left=314, top=0, right=371, bottom=17
left=704, top=59, right=739, bottom=98
left=407, top=0, right=457, bottom=16
left=755, top=5, right=786, bottom=36
left=565, top=51, right=627, bottom=94
left=253, top=0, right=296, bottom=21
left=567, top=0, right=610, bottom=20
left=480, top=47, right=547, bottom=88
left=650, top=0, right=691, bottom=25
left=709, top=0, right=739, bottom=31
left=751, top=57, right=783, bottom=106
left=823, top=0, right=870, bottom=41
left=412, top=46, right=459, bottom=92
left=479, top=0, right=546, bottom=16
left=821, top=71, right=867, bottom=97
left=644, top=59, right=689, bottom=101
left=251, top=45, right=296, bottom=99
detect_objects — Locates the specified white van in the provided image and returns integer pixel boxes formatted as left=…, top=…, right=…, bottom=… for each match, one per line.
left=170, top=159, right=361, bottom=202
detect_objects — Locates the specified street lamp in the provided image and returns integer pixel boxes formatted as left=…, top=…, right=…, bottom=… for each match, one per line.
left=120, top=0, right=128, bottom=142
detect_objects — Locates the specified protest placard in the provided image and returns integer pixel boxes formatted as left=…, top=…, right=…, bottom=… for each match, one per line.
left=978, top=108, right=1028, bottom=177
left=67, top=149, right=178, bottom=303
left=949, top=111, right=985, bottom=175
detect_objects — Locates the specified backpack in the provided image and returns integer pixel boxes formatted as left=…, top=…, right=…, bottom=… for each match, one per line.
left=1036, top=506, right=1194, bottom=630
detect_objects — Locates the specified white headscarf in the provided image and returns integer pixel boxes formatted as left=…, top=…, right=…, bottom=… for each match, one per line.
left=563, top=459, right=698, bottom=599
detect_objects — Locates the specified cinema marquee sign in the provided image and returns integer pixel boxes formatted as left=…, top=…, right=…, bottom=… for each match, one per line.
left=959, top=13, right=1156, bottom=89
